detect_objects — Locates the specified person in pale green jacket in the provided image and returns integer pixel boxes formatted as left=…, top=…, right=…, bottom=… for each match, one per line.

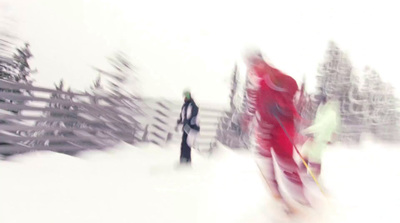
left=300, top=96, right=341, bottom=177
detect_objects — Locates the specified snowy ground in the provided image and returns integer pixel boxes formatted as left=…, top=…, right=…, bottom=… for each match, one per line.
left=1, top=140, right=400, bottom=223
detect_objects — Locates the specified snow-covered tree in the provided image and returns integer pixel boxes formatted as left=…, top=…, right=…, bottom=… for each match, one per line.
left=229, top=64, right=239, bottom=110
left=361, top=67, right=399, bottom=141
left=32, top=80, right=83, bottom=147
left=315, top=41, right=363, bottom=142
left=90, top=51, right=142, bottom=144
left=1, top=36, right=34, bottom=113
left=216, top=63, right=247, bottom=148
left=0, top=23, right=35, bottom=147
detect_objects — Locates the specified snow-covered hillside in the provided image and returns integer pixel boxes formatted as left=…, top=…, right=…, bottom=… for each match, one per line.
left=0, top=141, right=399, bottom=223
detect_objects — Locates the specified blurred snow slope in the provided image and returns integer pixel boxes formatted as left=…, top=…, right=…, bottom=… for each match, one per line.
left=0, top=140, right=399, bottom=223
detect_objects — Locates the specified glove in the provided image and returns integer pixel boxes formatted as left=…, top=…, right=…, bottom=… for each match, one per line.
left=269, top=103, right=292, bottom=117
left=183, top=124, right=191, bottom=134
left=268, top=103, right=279, bottom=116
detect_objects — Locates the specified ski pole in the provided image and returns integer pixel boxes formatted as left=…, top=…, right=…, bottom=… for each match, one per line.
left=273, top=113, right=325, bottom=195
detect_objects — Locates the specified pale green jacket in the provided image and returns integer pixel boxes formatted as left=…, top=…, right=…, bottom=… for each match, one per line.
left=301, top=101, right=341, bottom=162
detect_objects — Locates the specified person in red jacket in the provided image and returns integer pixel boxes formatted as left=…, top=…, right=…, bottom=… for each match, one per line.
left=241, top=50, right=310, bottom=212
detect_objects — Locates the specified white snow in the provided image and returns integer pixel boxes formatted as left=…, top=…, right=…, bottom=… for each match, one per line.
left=0, top=140, right=399, bottom=223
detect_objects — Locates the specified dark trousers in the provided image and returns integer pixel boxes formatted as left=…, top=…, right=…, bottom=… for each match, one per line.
left=180, top=132, right=191, bottom=163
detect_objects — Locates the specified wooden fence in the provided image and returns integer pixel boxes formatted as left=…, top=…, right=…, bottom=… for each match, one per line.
left=0, top=79, right=225, bottom=155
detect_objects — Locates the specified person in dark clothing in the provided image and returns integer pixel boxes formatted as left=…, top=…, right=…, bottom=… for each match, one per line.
left=175, top=90, right=200, bottom=164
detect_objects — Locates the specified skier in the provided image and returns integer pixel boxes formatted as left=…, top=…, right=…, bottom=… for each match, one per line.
left=300, top=95, right=341, bottom=178
left=175, top=90, right=200, bottom=164
left=240, top=50, right=310, bottom=211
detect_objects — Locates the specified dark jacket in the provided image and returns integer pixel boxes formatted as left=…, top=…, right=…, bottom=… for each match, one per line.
left=177, top=99, right=200, bottom=131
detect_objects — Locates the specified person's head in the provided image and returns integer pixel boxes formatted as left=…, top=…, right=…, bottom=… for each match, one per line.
left=243, top=48, right=264, bottom=67
left=183, top=90, right=191, bottom=102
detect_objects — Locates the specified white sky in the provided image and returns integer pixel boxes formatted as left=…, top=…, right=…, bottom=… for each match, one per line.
left=2, top=0, right=400, bottom=106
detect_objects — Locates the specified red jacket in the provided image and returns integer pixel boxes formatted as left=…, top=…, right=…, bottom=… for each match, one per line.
left=242, top=60, right=300, bottom=129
